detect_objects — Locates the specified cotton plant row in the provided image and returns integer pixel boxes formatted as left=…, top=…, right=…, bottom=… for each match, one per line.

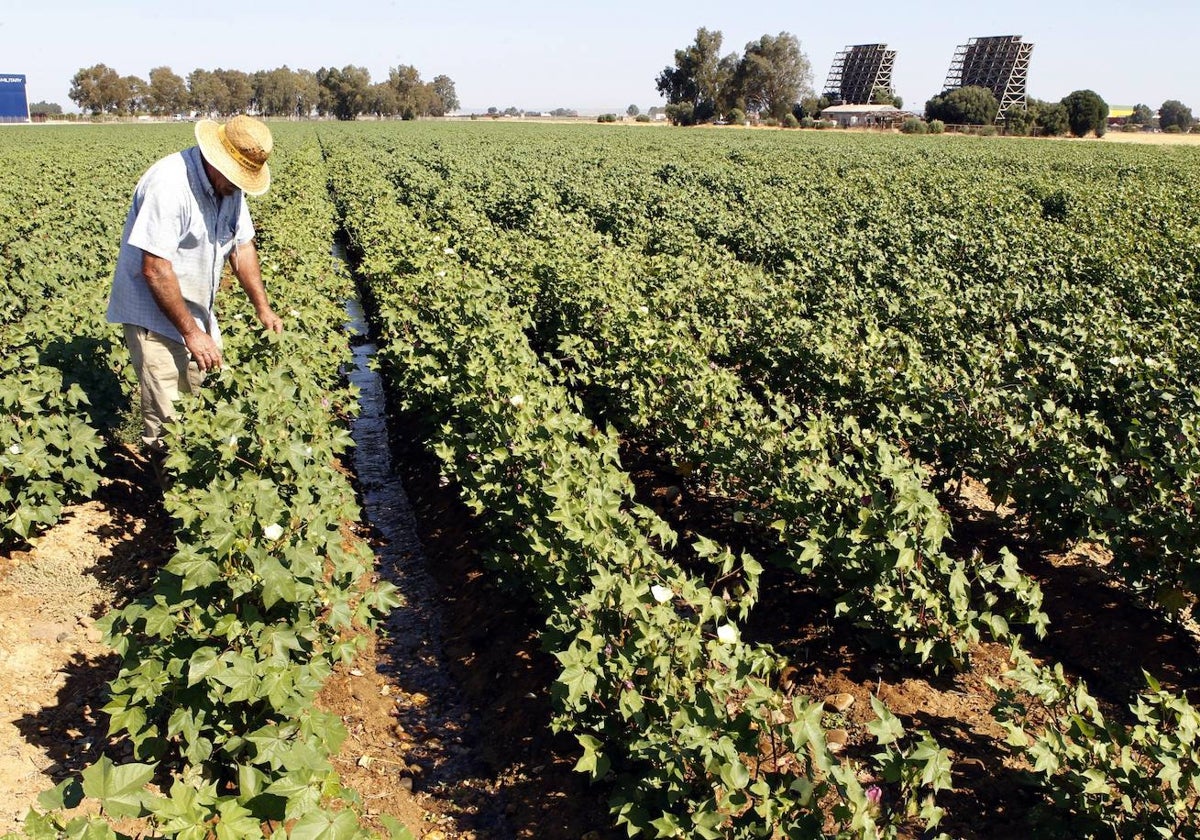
left=330, top=123, right=1200, bottom=837
left=9, top=129, right=406, bottom=840
left=518, top=129, right=1200, bottom=616
left=0, top=130, right=171, bottom=544
left=372, top=149, right=1046, bottom=670
left=324, top=135, right=953, bottom=840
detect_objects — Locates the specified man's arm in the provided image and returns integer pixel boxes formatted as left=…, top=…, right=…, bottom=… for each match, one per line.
left=230, top=241, right=283, bottom=333
left=142, top=251, right=223, bottom=371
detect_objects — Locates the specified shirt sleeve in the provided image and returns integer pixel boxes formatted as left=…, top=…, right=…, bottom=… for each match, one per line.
left=125, top=171, right=186, bottom=261
left=234, top=194, right=256, bottom=245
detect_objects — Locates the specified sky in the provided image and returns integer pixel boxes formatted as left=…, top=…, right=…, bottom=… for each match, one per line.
left=3, top=1, right=1198, bottom=114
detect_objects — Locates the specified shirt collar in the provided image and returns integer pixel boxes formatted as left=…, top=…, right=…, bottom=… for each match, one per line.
left=184, top=146, right=242, bottom=202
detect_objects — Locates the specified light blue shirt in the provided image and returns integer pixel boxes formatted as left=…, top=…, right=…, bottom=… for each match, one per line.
left=106, top=146, right=255, bottom=345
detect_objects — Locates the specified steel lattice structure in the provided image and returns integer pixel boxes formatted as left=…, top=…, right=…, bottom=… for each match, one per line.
left=823, top=44, right=896, bottom=105
left=943, top=35, right=1033, bottom=117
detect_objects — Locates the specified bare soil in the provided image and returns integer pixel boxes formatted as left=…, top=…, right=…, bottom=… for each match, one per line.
left=4, top=438, right=1199, bottom=839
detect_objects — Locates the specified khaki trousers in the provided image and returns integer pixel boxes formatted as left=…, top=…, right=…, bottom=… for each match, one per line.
left=123, top=325, right=204, bottom=453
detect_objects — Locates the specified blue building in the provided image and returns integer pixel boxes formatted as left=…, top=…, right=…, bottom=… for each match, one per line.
left=0, top=75, right=30, bottom=123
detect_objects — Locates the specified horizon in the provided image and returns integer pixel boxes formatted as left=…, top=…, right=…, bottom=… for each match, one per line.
left=3, top=1, right=1197, bottom=117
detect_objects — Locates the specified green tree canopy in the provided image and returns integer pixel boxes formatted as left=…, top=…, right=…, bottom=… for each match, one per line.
left=1158, top=99, right=1194, bottom=132
left=656, top=27, right=730, bottom=123
left=1034, top=100, right=1070, bottom=136
left=431, top=75, right=459, bottom=115
left=1061, top=89, right=1108, bottom=137
left=147, top=66, right=188, bottom=116
left=253, top=66, right=301, bottom=117
left=730, top=32, right=812, bottom=120
left=870, top=85, right=901, bottom=108
left=69, top=64, right=124, bottom=114
left=1129, top=103, right=1154, bottom=125
left=188, top=69, right=231, bottom=116
left=317, top=65, right=372, bottom=120
left=924, top=86, right=999, bottom=125
left=28, top=101, right=62, bottom=115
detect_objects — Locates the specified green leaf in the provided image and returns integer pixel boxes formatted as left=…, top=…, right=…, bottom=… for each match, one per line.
left=287, top=808, right=361, bottom=840
left=79, top=756, right=154, bottom=818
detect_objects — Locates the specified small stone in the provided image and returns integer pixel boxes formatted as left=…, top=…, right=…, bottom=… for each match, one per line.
left=380, top=685, right=391, bottom=696
left=824, top=692, right=855, bottom=713
left=826, top=729, right=849, bottom=753
left=422, top=828, right=444, bottom=839
left=56, top=631, right=71, bottom=643
left=349, top=668, right=364, bottom=677
left=85, top=628, right=104, bottom=644
left=398, top=777, right=414, bottom=792
left=409, top=692, right=429, bottom=707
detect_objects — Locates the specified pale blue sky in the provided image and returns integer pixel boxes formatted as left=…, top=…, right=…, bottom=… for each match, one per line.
left=3, top=1, right=1197, bottom=113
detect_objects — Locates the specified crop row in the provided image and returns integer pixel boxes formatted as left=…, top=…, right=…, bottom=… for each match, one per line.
left=320, top=122, right=1200, bottom=837
left=323, top=130, right=953, bottom=839
left=11, top=127, right=403, bottom=838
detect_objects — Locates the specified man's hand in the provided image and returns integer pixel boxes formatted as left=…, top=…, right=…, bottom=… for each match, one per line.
left=256, top=305, right=284, bottom=334
left=184, top=330, right=223, bottom=371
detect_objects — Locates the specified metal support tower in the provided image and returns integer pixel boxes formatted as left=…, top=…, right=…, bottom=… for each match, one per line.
left=823, top=44, right=896, bottom=105
left=943, top=35, right=1033, bottom=118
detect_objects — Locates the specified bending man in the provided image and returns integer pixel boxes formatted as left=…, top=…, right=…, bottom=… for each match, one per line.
left=106, top=115, right=283, bottom=483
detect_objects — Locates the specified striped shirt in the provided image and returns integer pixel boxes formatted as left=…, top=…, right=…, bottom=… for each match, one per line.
left=106, top=146, right=255, bottom=345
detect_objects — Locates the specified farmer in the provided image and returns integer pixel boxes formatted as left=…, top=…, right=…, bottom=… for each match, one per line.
left=106, top=115, right=283, bottom=484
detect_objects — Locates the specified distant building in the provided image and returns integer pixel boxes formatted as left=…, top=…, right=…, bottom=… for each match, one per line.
left=1106, top=105, right=1136, bottom=127
left=0, top=74, right=30, bottom=123
left=819, top=103, right=904, bottom=128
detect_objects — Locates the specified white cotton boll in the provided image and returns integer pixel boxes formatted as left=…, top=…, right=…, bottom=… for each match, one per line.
left=650, top=584, right=672, bottom=603
left=263, top=523, right=284, bottom=541
left=8, top=443, right=21, bottom=455
left=716, top=624, right=739, bottom=644
left=509, top=394, right=525, bottom=408
left=228, top=435, right=238, bottom=447
left=443, top=247, right=456, bottom=254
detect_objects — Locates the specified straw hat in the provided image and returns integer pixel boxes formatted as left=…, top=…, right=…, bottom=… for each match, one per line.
left=194, top=115, right=272, bottom=196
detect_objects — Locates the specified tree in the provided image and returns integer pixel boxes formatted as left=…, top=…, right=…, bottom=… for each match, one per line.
left=69, top=64, right=124, bottom=115
left=386, top=64, right=435, bottom=119
left=1159, top=100, right=1194, bottom=132
left=215, top=69, right=254, bottom=115
left=870, top=85, right=901, bottom=108
left=254, top=66, right=301, bottom=117
left=1128, top=103, right=1154, bottom=126
left=188, top=69, right=231, bottom=116
left=627, top=104, right=640, bottom=117
left=294, top=69, right=321, bottom=118
left=119, top=75, right=147, bottom=115
left=431, top=75, right=459, bottom=116
left=28, top=101, right=62, bottom=116
left=1034, top=101, right=1070, bottom=136
left=656, top=27, right=730, bottom=123
left=795, top=94, right=829, bottom=120
left=924, top=86, right=999, bottom=125
left=730, top=32, right=812, bottom=120
left=1004, top=106, right=1035, bottom=136
left=147, top=66, right=188, bottom=116
left=316, top=65, right=371, bottom=120
left=1061, top=89, right=1108, bottom=137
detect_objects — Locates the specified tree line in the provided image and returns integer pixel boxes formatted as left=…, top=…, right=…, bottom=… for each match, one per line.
left=923, top=87, right=1194, bottom=137
left=67, top=64, right=459, bottom=120
left=657, top=28, right=1195, bottom=136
